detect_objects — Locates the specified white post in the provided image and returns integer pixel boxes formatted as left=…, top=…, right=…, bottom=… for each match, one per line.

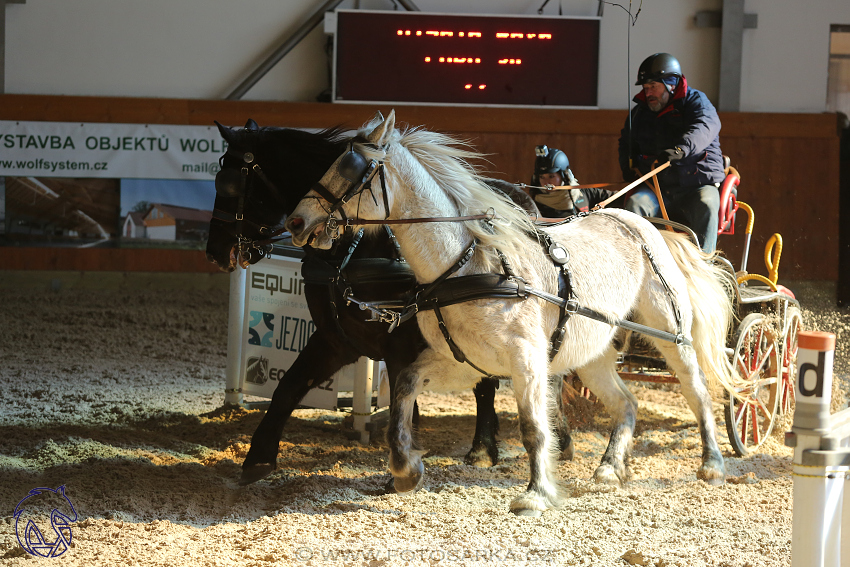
left=352, top=357, right=374, bottom=444
left=843, top=470, right=850, bottom=567
left=224, top=268, right=247, bottom=406
left=791, top=331, right=838, bottom=567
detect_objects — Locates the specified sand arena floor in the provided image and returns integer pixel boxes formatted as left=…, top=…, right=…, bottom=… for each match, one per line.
left=0, top=278, right=847, bottom=567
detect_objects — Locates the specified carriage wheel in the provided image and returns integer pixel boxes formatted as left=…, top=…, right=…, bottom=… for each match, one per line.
left=777, top=307, right=803, bottom=416
left=724, top=313, right=781, bottom=457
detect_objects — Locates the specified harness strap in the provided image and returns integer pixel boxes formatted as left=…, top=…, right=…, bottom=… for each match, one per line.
left=434, top=306, right=491, bottom=375
left=339, top=228, right=365, bottom=272
left=384, top=225, right=403, bottom=258
left=394, top=241, right=476, bottom=328
left=250, top=163, right=285, bottom=204
left=311, top=182, right=342, bottom=207
left=603, top=213, right=687, bottom=342
left=379, top=165, right=391, bottom=220
left=535, top=230, right=576, bottom=360
left=521, top=285, right=692, bottom=347
left=416, top=274, right=529, bottom=309
left=400, top=269, right=692, bottom=357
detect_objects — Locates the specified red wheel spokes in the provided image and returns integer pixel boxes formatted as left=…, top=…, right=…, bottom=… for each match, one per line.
left=733, top=326, right=777, bottom=446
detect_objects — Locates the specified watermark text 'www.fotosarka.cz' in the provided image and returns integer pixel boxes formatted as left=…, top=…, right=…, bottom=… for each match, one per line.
left=293, top=546, right=554, bottom=563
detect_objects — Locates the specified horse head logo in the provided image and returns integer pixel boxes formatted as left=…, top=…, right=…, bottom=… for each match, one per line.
left=14, top=486, right=78, bottom=558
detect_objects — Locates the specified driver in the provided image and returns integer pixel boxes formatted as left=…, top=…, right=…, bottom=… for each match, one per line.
left=618, top=52, right=724, bottom=253
left=527, top=145, right=608, bottom=217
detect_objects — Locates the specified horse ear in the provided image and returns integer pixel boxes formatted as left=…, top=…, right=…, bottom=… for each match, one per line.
left=244, top=119, right=260, bottom=132
left=214, top=120, right=235, bottom=143
left=367, top=109, right=395, bottom=146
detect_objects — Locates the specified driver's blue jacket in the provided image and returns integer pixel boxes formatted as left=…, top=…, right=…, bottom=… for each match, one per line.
left=618, top=76, right=725, bottom=188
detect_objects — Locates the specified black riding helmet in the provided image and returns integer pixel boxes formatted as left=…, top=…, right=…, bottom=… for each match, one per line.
left=530, top=145, right=588, bottom=213
left=635, top=53, right=682, bottom=85
left=533, top=145, right=569, bottom=178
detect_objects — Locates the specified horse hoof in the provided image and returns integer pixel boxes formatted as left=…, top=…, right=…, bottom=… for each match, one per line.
left=592, top=465, right=623, bottom=486
left=509, top=492, right=550, bottom=517
left=698, top=468, right=726, bottom=486
left=559, top=438, right=575, bottom=461
left=239, top=463, right=275, bottom=485
left=392, top=472, right=423, bottom=494
left=512, top=508, right=543, bottom=518
left=464, top=445, right=498, bottom=468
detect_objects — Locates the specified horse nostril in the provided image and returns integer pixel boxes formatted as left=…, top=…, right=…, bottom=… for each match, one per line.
left=286, top=217, right=304, bottom=231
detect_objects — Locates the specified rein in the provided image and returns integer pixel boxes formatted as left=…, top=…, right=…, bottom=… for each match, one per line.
left=520, top=161, right=672, bottom=211
left=336, top=209, right=496, bottom=227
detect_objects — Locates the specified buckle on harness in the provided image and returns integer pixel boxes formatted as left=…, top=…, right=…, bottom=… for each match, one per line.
left=565, top=299, right=579, bottom=314
left=389, top=303, right=418, bottom=333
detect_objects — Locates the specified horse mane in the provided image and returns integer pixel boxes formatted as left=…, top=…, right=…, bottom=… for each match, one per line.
left=255, top=125, right=350, bottom=202
left=353, top=122, right=536, bottom=263
left=260, top=125, right=349, bottom=157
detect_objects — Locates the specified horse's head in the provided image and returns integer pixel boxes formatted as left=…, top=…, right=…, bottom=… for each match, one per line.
left=285, top=111, right=397, bottom=250
left=205, top=119, right=348, bottom=271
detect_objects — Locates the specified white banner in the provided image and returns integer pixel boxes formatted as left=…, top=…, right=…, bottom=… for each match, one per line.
left=0, top=120, right=229, bottom=180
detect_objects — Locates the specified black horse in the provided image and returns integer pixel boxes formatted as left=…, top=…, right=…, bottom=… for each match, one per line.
left=205, top=119, right=572, bottom=485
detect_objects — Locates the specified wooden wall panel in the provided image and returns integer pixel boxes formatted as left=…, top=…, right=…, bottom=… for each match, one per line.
left=0, top=247, right=219, bottom=273
left=0, top=95, right=841, bottom=280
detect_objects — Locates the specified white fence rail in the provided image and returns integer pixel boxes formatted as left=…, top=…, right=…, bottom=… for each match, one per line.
left=786, top=331, right=850, bottom=567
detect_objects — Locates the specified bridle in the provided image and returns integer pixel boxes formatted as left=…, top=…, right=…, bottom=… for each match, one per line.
left=306, top=139, right=389, bottom=241
left=212, top=144, right=291, bottom=265
left=307, top=139, right=497, bottom=243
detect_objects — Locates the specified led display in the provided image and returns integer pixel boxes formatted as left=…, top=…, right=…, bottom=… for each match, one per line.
left=333, top=11, right=599, bottom=107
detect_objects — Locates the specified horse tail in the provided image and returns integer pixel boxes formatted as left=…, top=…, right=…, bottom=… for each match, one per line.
left=660, top=231, right=737, bottom=395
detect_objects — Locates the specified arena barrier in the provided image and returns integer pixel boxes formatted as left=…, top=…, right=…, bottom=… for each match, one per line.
left=786, top=331, right=850, bottom=567
left=224, top=246, right=388, bottom=444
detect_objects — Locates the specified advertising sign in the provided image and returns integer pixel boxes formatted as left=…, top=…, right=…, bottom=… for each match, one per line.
left=0, top=120, right=229, bottom=181
left=238, top=249, right=386, bottom=410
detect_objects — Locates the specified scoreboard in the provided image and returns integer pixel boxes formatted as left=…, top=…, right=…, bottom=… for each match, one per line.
left=331, top=10, right=599, bottom=107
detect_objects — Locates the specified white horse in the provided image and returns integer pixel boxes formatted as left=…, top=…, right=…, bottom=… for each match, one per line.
left=285, top=111, right=736, bottom=516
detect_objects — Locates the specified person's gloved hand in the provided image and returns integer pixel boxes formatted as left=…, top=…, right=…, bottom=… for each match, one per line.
left=657, top=146, right=685, bottom=163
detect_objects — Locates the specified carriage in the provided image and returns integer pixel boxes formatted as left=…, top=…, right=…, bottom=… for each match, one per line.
left=589, top=159, right=804, bottom=457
